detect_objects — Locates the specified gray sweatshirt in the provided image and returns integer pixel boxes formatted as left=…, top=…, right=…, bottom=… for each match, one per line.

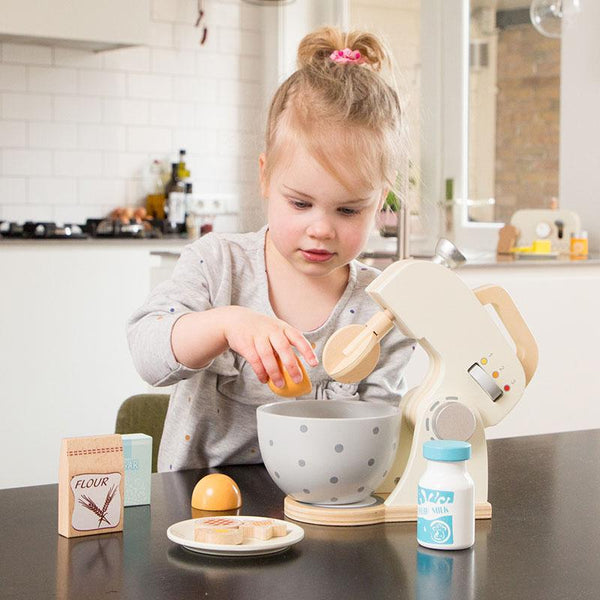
left=127, top=227, right=415, bottom=472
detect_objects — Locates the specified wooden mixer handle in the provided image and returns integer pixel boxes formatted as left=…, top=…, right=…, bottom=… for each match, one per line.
left=473, top=284, right=538, bottom=385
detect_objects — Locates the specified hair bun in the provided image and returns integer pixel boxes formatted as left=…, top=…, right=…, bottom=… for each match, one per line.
left=297, top=26, right=390, bottom=72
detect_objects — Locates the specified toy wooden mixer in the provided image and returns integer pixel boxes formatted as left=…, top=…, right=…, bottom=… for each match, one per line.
left=283, top=239, right=538, bottom=526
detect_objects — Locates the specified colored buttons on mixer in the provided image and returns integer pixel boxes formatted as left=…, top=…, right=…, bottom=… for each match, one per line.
left=468, top=363, right=503, bottom=402
left=481, top=358, right=488, bottom=365
left=492, top=371, right=499, bottom=378
left=504, top=385, right=510, bottom=392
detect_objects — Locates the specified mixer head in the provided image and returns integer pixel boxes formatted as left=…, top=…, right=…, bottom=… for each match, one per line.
left=431, top=239, right=467, bottom=269
left=322, top=239, right=466, bottom=384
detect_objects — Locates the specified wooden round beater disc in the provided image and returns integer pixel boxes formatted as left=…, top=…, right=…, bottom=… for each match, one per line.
left=322, top=324, right=380, bottom=383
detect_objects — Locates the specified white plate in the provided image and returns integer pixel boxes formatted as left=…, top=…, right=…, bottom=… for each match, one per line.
left=167, top=516, right=304, bottom=557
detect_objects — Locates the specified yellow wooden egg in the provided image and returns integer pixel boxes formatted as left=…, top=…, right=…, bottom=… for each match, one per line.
left=267, top=354, right=312, bottom=398
left=191, top=474, right=242, bottom=511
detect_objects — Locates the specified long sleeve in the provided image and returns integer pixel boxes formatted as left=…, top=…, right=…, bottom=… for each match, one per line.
left=127, top=234, right=221, bottom=386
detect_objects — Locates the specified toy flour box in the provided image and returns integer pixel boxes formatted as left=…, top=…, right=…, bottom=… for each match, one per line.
left=58, top=434, right=124, bottom=538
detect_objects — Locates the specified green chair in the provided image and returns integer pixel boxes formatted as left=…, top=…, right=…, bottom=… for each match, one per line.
left=115, top=393, right=170, bottom=473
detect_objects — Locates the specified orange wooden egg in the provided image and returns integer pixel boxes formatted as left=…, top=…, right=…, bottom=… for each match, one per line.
left=191, top=474, right=242, bottom=511
left=267, top=354, right=312, bottom=398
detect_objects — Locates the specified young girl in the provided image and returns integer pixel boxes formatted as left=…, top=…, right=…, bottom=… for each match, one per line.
left=128, top=26, right=415, bottom=472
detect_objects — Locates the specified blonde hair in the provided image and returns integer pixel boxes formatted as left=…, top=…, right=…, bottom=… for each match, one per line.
left=264, top=26, right=404, bottom=195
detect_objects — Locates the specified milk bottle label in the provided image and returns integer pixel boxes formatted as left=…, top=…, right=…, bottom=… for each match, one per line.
left=417, top=486, right=455, bottom=545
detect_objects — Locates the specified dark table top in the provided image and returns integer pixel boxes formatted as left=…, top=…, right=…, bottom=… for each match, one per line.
left=2, top=429, right=600, bottom=600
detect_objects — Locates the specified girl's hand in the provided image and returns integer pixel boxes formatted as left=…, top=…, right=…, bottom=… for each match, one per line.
left=219, top=306, right=318, bottom=388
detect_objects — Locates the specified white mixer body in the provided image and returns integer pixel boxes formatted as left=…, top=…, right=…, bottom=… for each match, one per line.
left=367, top=259, right=526, bottom=427
left=366, top=259, right=532, bottom=506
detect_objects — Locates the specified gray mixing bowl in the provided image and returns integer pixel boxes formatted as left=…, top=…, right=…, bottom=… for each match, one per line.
left=257, top=400, right=401, bottom=505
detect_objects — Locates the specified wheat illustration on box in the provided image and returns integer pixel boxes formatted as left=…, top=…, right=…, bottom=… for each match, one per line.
left=77, top=484, right=119, bottom=528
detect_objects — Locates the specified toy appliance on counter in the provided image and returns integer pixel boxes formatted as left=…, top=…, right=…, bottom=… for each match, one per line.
left=283, top=239, right=538, bottom=526
left=510, top=208, right=580, bottom=254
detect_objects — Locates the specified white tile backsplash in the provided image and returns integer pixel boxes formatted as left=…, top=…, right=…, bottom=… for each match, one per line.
left=2, top=93, right=52, bottom=120
left=2, top=149, right=53, bottom=176
left=0, top=121, right=27, bottom=147
left=54, top=95, right=103, bottom=123
left=103, top=98, right=150, bottom=126
left=78, top=124, right=127, bottom=152
left=151, top=48, right=196, bottom=75
left=29, top=122, right=77, bottom=149
left=30, top=177, right=77, bottom=205
left=126, top=126, right=172, bottom=153
left=149, top=100, right=195, bottom=127
left=28, top=66, right=77, bottom=94
left=0, top=65, right=27, bottom=91
left=53, top=151, right=103, bottom=177
left=0, top=0, right=267, bottom=228
left=127, top=72, right=173, bottom=100
left=78, top=179, right=128, bottom=205
left=0, top=178, right=27, bottom=204
left=78, top=70, right=127, bottom=97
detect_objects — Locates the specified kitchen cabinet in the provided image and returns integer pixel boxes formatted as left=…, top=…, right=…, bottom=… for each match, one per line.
left=0, top=0, right=149, bottom=52
left=0, top=239, right=187, bottom=489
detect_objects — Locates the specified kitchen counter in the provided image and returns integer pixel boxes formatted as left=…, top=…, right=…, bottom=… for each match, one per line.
left=2, top=428, right=600, bottom=600
left=0, top=235, right=191, bottom=249
left=3, top=233, right=598, bottom=266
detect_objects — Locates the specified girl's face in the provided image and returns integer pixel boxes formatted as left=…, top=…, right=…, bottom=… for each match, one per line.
left=260, top=141, right=386, bottom=279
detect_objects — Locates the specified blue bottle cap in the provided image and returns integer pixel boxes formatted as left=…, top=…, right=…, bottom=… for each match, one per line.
left=423, top=440, right=471, bottom=462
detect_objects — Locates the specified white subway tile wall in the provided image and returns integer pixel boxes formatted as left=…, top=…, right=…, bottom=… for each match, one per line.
left=0, top=0, right=269, bottom=231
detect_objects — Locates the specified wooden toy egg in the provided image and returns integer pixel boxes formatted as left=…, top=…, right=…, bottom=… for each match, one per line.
left=267, top=354, right=312, bottom=398
left=191, top=474, right=242, bottom=511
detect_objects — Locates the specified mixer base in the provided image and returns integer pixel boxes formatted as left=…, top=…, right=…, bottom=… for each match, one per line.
left=284, top=496, right=492, bottom=526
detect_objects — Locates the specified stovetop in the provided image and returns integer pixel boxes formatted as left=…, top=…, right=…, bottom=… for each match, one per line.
left=0, top=219, right=172, bottom=239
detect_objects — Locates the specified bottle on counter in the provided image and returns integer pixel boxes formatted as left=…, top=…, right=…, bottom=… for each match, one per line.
left=145, top=159, right=166, bottom=220
left=164, top=162, right=180, bottom=201
left=177, top=149, right=190, bottom=181
left=164, top=163, right=186, bottom=234
left=417, top=440, right=474, bottom=550
left=570, top=231, right=588, bottom=258
left=184, top=183, right=199, bottom=240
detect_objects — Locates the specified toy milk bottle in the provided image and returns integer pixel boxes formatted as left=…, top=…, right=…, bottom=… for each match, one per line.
left=417, top=440, right=474, bottom=550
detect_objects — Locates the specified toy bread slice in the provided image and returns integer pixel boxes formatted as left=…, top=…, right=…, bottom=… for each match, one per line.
left=195, top=526, right=243, bottom=545
left=268, top=354, right=312, bottom=398
left=194, top=517, right=243, bottom=545
left=242, top=519, right=288, bottom=540
left=242, top=519, right=273, bottom=540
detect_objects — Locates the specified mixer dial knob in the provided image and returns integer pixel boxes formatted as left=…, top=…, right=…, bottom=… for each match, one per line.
left=431, top=401, right=477, bottom=441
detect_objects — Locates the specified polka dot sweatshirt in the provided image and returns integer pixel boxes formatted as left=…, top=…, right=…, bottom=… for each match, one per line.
left=127, top=226, right=415, bottom=472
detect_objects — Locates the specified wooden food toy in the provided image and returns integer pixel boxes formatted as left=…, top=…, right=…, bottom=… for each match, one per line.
left=496, top=224, right=519, bottom=255
left=283, top=238, right=538, bottom=526
left=194, top=517, right=243, bottom=544
left=58, top=434, right=124, bottom=538
left=242, top=519, right=287, bottom=540
left=191, top=473, right=242, bottom=511
left=267, top=353, right=312, bottom=397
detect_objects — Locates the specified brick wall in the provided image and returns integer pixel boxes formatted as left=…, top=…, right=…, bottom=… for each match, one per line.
left=494, top=24, right=560, bottom=224
left=0, top=0, right=269, bottom=231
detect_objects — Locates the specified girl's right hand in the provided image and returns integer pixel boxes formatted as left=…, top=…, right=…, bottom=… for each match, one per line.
left=219, top=306, right=318, bottom=388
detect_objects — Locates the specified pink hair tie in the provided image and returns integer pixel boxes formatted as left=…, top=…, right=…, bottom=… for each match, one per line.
left=329, top=48, right=365, bottom=65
